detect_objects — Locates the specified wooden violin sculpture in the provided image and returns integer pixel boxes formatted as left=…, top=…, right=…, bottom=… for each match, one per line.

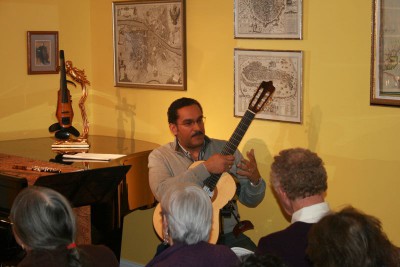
left=49, top=50, right=80, bottom=140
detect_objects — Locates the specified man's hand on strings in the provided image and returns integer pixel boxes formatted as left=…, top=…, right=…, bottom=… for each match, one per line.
left=204, top=154, right=235, bottom=174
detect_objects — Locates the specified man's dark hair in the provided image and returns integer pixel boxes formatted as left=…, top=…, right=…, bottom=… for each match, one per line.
left=307, top=206, right=400, bottom=267
left=167, top=97, right=203, bottom=123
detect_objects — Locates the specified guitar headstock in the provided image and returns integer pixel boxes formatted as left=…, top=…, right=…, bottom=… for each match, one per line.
left=248, top=81, right=275, bottom=113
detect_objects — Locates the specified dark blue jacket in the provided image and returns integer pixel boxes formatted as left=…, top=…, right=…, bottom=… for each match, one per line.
left=146, top=241, right=240, bottom=267
left=256, top=221, right=313, bottom=267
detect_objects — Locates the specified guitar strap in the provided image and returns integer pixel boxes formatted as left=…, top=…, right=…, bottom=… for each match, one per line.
left=218, top=201, right=233, bottom=235
left=220, top=200, right=255, bottom=237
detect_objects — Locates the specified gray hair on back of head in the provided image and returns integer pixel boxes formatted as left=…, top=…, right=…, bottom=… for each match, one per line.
left=10, top=186, right=77, bottom=250
left=161, top=183, right=212, bottom=245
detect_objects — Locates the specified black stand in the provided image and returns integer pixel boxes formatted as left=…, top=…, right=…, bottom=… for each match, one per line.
left=34, top=165, right=131, bottom=260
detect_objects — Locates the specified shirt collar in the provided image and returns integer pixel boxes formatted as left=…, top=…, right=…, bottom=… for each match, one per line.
left=175, top=136, right=211, bottom=161
left=291, top=202, right=330, bottom=224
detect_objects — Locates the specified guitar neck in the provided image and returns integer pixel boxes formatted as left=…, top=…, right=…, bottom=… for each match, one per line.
left=221, top=110, right=256, bottom=155
left=204, top=109, right=256, bottom=190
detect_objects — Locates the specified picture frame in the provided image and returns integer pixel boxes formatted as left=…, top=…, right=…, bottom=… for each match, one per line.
left=370, top=0, right=400, bottom=106
left=112, top=0, right=186, bottom=90
left=234, top=0, right=302, bottom=39
left=234, top=49, right=303, bottom=123
left=27, top=31, right=59, bottom=74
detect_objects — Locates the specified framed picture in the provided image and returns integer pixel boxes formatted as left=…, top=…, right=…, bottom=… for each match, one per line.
left=234, top=49, right=303, bottom=123
left=234, top=0, right=302, bottom=39
left=112, top=0, right=186, bottom=90
left=27, top=31, right=59, bottom=74
left=370, top=0, right=400, bottom=106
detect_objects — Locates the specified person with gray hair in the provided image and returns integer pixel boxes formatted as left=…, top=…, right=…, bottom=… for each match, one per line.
left=146, top=183, right=240, bottom=267
left=307, top=206, right=400, bottom=267
left=10, top=186, right=119, bottom=267
left=256, top=148, right=330, bottom=267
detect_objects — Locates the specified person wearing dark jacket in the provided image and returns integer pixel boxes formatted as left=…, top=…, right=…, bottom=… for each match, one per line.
left=146, top=183, right=240, bottom=267
left=256, top=148, right=330, bottom=267
left=308, top=206, right=400, bottom=267
left=10, top=186, right=119, bottom=267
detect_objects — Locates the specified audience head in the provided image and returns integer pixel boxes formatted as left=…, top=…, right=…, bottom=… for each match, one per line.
left=307, top=206, right=400, bottom=267
left=10, top=186, right=77, bottom=251
left=270, top=148, right=327, bottom=215
left=161, top=183, right=212, bottom=245
left=240, top=253, right=288, bottom=267
left=167, top=97, right=203, bottom=124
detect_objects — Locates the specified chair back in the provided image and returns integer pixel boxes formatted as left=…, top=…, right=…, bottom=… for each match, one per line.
left=119, top=151, right=156, bottom=214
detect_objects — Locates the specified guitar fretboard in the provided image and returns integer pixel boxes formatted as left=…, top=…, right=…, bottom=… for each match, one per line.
left=204, top=109, right=256, bottom=191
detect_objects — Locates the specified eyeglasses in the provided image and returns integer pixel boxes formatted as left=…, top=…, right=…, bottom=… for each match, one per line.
left=177, top=117, right=206, bottom=128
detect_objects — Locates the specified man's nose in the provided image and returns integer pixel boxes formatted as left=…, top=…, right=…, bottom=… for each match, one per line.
left=193, top=121, right=202, bottom=130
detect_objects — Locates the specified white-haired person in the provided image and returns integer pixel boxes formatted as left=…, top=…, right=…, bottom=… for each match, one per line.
left=146, top=183, right=240, bottom=267
left=10, top=186, right=119, bottom=267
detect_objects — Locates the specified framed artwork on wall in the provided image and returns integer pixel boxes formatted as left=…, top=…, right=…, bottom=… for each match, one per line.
left=27, top=31, right=59, bottom=74
left=112, top=0, right=186, bottom=90
left=234, top=49, right=303, bottom=123
left=234, top=0, right=302, bottom=39
left=370, top=0, right=400, bottom=106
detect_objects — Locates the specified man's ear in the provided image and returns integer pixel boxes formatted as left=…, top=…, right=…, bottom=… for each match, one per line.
left=277, top=186, right=293, bottom=215
left=169, top=123, right=177, bottom=136
left=277, top=186, right=289, bottom=202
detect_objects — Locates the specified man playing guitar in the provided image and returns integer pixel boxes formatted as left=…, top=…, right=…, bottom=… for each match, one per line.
left=149, top=95, right=268, bottom=251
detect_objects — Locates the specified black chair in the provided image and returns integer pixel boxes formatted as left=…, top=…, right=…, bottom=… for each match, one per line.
left=34, top=165, right=131, bottom=261
left=0, top=174, right=28, bottom=264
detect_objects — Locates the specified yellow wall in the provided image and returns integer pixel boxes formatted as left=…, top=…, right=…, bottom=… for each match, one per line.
left=1, top=0, right=400, bottom=265
left=0, top=0, right=92, bottom=140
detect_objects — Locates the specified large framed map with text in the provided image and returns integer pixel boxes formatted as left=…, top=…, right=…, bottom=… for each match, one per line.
left=234, top=0, right=302, bottom=39
left=113, top=0, right=186, bottom=90
left=371, top=0, right=400, bottom=106
left=234, top=49, right=303, bottom=123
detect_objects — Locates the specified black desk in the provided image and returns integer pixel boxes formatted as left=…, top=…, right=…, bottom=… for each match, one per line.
left=0, top=135, right=159, bottom=261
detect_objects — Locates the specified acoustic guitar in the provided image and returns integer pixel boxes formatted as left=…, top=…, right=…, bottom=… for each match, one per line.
left=153, top=81, right=275, bottom=244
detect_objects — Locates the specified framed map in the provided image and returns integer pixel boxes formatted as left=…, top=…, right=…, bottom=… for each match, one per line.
left=371, top=0, right=400, bottom=106
left=234, top=0, right=302, bottom=39
left=112, top=0, right=186, bottom=90
left=234, top=49, right=303, bottom=123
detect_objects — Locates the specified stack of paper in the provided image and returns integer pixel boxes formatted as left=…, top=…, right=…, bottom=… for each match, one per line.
left=62, top=153, right=126, bottom=162
left=231, top=247, right=254, bottom=261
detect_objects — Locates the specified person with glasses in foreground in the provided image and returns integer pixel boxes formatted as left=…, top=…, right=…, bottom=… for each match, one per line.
left=149, top=97, right=266, bottom=251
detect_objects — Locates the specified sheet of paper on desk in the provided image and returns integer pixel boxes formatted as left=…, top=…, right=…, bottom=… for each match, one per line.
left=62, top=153, right=126, bottom=161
